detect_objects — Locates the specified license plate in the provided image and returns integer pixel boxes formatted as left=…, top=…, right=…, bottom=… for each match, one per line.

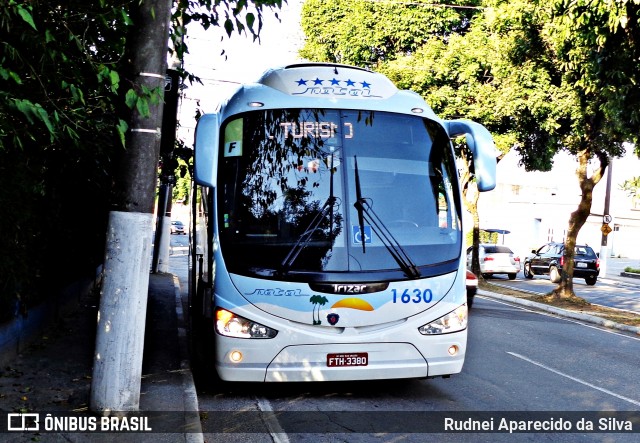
left=576, top=262, right=588, bottom=268
left=327, top=352, right=368, bottom=367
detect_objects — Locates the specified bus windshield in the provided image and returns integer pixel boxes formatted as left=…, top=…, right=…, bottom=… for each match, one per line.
left=218, top=109, right=461, bottom=280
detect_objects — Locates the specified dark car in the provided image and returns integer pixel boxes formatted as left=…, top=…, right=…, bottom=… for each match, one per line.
left=523, top=242, right=599, bottom=285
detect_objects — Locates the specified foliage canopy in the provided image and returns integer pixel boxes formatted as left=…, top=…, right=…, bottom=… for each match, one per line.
left=0, top=0, right=282, bottom=321
left=299, top=0, right=640, bottom=296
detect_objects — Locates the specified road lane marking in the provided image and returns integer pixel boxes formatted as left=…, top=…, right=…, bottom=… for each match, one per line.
left=256, top=397, right=290, bottom=443
left=479, top=296, right=640, bottom=342
left=507, top=352, right=640, bottom=407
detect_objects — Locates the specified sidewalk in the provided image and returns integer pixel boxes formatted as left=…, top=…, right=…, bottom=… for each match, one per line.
left=599, top=256, right=640, bottom=287
left=0, top=273, right=203, bottom=442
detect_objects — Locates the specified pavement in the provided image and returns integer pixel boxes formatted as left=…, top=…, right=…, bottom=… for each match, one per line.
left=0, top=272, right=203, bottom=442
left=0, top=256, right=638, bottom=441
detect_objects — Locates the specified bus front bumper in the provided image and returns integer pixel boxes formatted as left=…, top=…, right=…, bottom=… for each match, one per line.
left=214, top=332, right=466, bottom=382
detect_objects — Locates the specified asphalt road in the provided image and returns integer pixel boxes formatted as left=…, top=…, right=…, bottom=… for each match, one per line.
left=168, top=236, right=640, bottom=442
left=191, top=297, right=640, bottom=442
left=484, top=271, right=640, bottom=313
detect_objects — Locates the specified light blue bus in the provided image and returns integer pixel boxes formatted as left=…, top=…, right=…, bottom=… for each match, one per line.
left=190, top=63, right=496, bottom=382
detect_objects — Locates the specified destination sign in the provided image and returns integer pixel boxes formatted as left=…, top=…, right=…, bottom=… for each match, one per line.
left=277, top=121, right=354, bottom=139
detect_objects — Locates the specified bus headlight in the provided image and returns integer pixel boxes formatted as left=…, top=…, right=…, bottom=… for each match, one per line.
left=215, top=308, right=278, bottom=339
left=418, top=304, right=468, bottom=335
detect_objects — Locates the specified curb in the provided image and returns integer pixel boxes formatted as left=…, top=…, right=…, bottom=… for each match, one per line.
left=171, top=274, right=205, bottom=443
left=599, top=276, right=640, bottom=288
left=477, top=289, right=640, bottom=336
left=620, top=271, right=640, bottom=280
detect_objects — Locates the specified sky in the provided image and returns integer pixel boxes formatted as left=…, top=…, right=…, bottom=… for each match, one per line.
left=177, top=0, right=305, bottom=141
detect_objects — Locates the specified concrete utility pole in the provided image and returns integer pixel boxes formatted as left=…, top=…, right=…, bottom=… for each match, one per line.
left=91, top=0, right=173, bottom=413
left=152, top=69, right=181, bottom=274
left=599, top=161, right=613, bottom=277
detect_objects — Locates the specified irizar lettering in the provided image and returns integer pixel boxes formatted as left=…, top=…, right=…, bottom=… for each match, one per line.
left=332, top=284, right=367, bottom=294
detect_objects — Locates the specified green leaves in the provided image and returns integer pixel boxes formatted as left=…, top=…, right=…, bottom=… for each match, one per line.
left=124, top=85, right=163, bottom=118
left=0, top=67, right=22, bottom=84
left=14, top=2, right=37, bottom=31
left=12, top=99, right=54, bottom=136
left=0, top=0, right=134, bottom=315
left=97, top=66, right=120, bottom=94
left=0, top=0, right=289, bottom=317
left=125, top=88, right=138, bottom=109
left=116, top=119, right=128, bottom=147
left=299, top=0, right=478, bottom=65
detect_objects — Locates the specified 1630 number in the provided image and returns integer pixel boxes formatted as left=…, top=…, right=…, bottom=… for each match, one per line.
left=392, top=288, right=433, bottom=304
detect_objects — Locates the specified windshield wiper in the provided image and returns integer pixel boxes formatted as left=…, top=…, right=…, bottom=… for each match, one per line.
left=354, top=156, right=367, bottom=254
left=280, top=155, right=338, bottom=274
left=353, top=156, right=421, bottom=279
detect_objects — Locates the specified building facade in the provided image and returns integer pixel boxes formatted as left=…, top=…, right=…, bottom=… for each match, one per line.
left=474, top=148, right=640, bottom=261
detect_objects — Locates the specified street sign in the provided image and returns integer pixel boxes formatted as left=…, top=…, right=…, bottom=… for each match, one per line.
left=601, top=223, right=612, bottom=236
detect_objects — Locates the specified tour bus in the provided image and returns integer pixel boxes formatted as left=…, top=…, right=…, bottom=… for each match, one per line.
left=190, top=63, right=496, bottom=382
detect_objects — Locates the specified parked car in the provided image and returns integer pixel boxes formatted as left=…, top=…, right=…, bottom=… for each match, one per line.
left=466, top=270, right=478, bottom=309
left=523, top=242, right=599, bottom=285
left=170, top=220, right=185, bottom=235
left=466, top=244, right=521, bottom=280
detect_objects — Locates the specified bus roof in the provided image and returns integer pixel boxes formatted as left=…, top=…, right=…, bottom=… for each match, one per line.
left=214, top=63, right=440, bottom=121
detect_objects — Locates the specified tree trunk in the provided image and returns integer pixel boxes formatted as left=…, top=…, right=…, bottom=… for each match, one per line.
left=469, top=187, right=481, bottom=277
left=553, top=149, right=608, bottom=299
left=459, top=148, right=481, bottom=276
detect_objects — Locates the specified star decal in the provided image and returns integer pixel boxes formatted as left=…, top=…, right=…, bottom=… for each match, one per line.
left=292, top=77, right=375, bottom=93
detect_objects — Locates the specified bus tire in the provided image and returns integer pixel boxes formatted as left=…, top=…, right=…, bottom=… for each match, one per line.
left=189, top=287, right=220, bottom=389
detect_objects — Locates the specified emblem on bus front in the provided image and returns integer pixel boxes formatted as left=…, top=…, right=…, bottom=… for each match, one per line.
left=327, top=313, right=340, bottom=325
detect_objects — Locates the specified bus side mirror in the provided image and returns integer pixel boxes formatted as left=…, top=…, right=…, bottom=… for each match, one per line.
left=444, top=119, right=498, bottom=192
left=194, top=113, right=220, bottom=187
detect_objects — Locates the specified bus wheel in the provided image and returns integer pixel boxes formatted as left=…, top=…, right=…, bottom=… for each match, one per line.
left=190, top=315, right=220, bottom=390
left=189, top=291, right=220, bottom=389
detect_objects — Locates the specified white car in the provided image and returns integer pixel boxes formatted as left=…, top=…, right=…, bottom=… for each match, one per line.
left=467, top=244, right=521, bottom=280
left=170, top=220, right=186, bottom=235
